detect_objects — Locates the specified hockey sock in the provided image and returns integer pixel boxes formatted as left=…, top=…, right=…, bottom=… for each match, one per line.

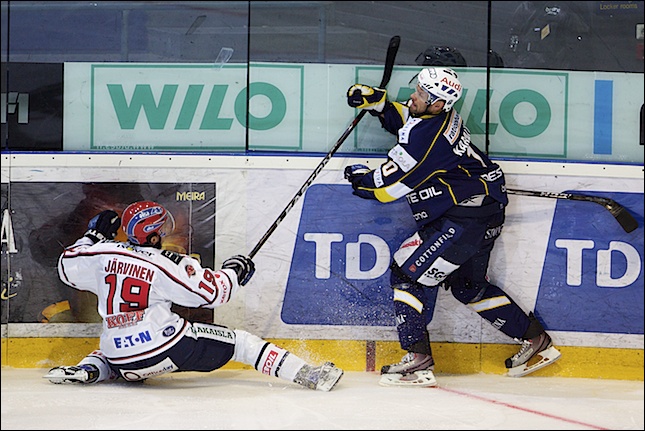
left=232, top=329, right=306, bottom=382
left=464, top=284, right=530, bottom=339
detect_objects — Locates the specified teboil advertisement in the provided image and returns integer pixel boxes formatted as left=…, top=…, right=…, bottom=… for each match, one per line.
left=0, top=182, right=216, bottom=324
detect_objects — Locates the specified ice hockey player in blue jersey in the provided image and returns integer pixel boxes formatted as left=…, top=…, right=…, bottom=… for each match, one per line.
left=344, top=67, right=561, bottom=387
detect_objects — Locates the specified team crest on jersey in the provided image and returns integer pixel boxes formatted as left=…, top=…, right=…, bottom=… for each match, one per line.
left=185, top=264, right=196, bottom=277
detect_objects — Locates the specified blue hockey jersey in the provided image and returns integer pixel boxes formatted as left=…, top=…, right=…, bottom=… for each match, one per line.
left=351, top=101, right=508, bottom=227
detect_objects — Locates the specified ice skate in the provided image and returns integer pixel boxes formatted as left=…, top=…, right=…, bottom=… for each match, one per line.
left=506, top=332, right=562, bottom=377
left=294, top=362, right=344, bottom=392
left=379, top=352, right=437, bottom=387
left=44, top=365, right=100, bottom=384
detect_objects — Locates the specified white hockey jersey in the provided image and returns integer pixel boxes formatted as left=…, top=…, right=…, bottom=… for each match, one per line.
left=57, top=237, right=242, bottom=364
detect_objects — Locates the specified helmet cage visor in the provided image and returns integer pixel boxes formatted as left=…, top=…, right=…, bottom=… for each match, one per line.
left=410, top=67, right=462, bottom=112
left=408, top=74, right=442, bottom=106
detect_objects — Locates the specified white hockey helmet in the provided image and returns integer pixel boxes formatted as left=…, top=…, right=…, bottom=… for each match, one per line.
left=415, top=67, right=463, bottom=112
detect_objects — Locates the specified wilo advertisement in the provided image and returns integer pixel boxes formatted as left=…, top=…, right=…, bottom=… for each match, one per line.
left=63, top=63, right=643, bottom=163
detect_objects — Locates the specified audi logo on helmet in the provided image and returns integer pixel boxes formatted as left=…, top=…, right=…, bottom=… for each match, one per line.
left=417, top=67, right=463, bottom=112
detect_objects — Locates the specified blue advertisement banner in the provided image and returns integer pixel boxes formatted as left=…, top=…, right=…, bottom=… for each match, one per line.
left=282, top=184, right=415, bottom=326
left=536, top=191, right=643, bottom=334
left=283, top=185, right=643, bottom=334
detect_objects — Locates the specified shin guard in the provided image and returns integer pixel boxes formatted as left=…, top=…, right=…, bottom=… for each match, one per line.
left=459, top=284, right=530, bottom=339
left=392, top=284, right=432, bottom=352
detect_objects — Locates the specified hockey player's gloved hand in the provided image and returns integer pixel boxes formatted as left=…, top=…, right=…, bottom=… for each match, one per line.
left=350, top=185, right=377, bottom=200
left=344, top=164, right=371, bottom=183
left=85, top=210, right=121, bottom=243
left=222, top=255, right=255, bottom=286
left=347, top=84, right=387, bottom=113
left=344, top=165, right=376, bottom=200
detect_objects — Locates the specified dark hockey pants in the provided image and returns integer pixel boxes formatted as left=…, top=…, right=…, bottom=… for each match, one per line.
left=108, top=322, right=236, bottom=381
left=390, top=210, right=531, bottom=351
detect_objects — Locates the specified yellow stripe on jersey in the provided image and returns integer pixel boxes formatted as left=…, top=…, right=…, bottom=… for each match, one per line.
left=373, top=182, right=413, bottom=202
left=468, top=295, right=512, bottom=313
left=393, top=289, right=424, bottom=314
left=392, top=101, right=408, bottom=121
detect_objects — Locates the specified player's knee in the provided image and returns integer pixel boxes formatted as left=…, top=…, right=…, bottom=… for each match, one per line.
left=390, top=282, right=414, bottom=291
left=450, top=277, right=489, bottom=304
left=389, top=260, right=412, bottom=285
left=392, top=284, right=426, bottom=315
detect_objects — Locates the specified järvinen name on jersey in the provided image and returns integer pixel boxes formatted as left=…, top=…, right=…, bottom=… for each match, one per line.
left=104, top=258, right=155, bottom=282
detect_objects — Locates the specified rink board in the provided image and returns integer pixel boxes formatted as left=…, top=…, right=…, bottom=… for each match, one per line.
left=1, top=337, right=643, bottom=380
left=1, top=154, right=643, bottom=380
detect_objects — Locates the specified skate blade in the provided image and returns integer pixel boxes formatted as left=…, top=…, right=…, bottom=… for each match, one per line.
left=43, top=369, right=79, bottom=384
left=507, top=346, right=562, bottom=377
left=379, top=370, right=437, bottom=387
left=316, top=367, right=344, bottom=392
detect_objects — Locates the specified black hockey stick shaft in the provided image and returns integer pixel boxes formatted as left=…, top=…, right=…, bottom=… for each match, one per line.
left=506, top=188, right=638, bottom=233
left=248, top=35, right=401, bottom=259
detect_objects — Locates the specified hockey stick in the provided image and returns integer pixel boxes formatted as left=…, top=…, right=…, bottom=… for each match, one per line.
left=506, top=188, right=638, bottom=233
left=248, top=35, right=401, bottom=259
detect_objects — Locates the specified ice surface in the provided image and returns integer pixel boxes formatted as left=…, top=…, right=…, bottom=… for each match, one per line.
left=2, top=367, right=643, bottom=430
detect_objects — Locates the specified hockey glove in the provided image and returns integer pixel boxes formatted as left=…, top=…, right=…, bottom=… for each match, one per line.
left=222, top=254, right=255, bottom=286
left=347, top=84, right=387, bottom=113
left=344, top=164, right=371, bottom=183
left=85, top=210, right=121, bottom=243
left=350, top=184, right=377, bottom=200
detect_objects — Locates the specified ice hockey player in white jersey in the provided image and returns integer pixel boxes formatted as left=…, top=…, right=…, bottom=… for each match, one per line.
left=44, top=201, right=343, bottom=392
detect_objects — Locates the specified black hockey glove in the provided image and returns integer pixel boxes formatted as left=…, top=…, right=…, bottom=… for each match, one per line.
left=344, top=164, right=371, bottom=183
left=85, top=210, right=121, bottom=243
left=222, top=255, right=255, bottom=287
left=344, top=164, right=376, bottom=200
left=347, top=84, right=387, bottom=113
